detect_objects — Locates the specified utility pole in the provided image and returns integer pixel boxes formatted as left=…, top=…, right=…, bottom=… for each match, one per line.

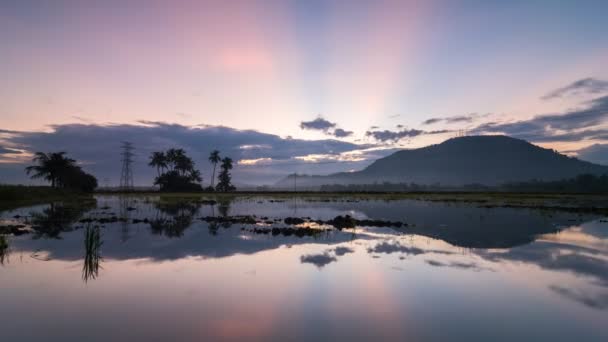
left=120, top=141, right=135, bottom=190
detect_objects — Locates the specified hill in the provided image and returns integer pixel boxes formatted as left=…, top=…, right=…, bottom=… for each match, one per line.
left=275, top=135, right=608, bottom=188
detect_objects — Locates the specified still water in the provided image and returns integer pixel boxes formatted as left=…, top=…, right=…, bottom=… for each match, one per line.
left=1, top=195, right=607, bottom=341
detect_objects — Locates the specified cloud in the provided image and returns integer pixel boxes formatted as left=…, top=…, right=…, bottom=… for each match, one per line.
left=0, top=122, right=376, bottom=185
left=422, top=113, right=484, bottom=126
left=0, top=147, right=18, bottom=155
left=332, top=128, right=354, bottom=138
left=365, top=128, right=450, bottom=142
left=472, top=95, right=608, bottom=142
left=299, top=116, right=355, bottom=139
left=542, top=78, right=608, bottom=100
left=300, top=117, right=336, bottom=131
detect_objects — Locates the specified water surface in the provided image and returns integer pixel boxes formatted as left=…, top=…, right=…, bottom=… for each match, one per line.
left=1, top=195, right=607, bottom=341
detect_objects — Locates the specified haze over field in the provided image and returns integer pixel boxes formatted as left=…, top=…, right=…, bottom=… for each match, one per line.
left=1, top=0, right=608, bottom=186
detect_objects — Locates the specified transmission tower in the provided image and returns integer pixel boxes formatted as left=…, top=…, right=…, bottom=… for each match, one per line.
left=120, top=141, right=135, bottom=190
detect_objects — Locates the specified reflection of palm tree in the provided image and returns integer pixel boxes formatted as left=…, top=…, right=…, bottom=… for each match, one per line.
left=30, top=200, right=96, bottom=239
left=25, top=152, right=76, bottom=188
left=0, top=235, right=9, bottom=265
left=148, top=199, right=201, bottom=238
left=208, top=150, right=221, bottom=188
left=82, top=225, right=103, bottom=282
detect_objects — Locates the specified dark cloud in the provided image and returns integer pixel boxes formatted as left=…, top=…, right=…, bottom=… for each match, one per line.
left=472, top=95, right=608, bottom=142
left=422, top=113, right=481, bottom=126
left=542, top=78, right=608, bottom=100
left=422, top=118, right=442, bottom=125
left=365, top=128, right=450, bottom=142
left=365, top=129, right=424, bottom=142
left=332, top=128, right=354, bottom=138
left=300, top=117, right=336, bottom=131
left=300, top=252, right=337, bottom=268
left=0, top=122, right=376, bottom=186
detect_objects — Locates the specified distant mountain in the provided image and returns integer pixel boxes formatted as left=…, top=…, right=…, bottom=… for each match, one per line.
left=275, top=135, right=608, bottom=188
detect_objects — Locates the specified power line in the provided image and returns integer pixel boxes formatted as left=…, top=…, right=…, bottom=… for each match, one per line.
left=120, top=141, right=135, bottom=190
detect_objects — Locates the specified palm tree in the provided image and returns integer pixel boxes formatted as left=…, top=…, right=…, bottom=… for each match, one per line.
left=216, top=157, right=235, bottom=192
left=221, top=157, right=233, bottom=171
left=25, top=152, right=76, bottom=187
left=208, top=150, right=221, bottom=188
left=149, top=151, right=167, bottom=177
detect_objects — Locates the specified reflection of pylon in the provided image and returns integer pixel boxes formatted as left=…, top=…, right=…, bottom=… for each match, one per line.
left=120, top=141, right=134, bottom=190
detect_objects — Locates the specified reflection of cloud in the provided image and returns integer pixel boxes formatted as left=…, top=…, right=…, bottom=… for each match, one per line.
left=549, top=285, right=608, bottom=310
left=425, top=259, right=490, bottom=272
left=478, top=241, right=608, bottom=287
left=333, top=246, right=354, bottom=256
left=300, top=246, right=355, bottom=268
left=367, top=241, right=453, bottom=256
left=300, top=252, right=337, bottom=268
left=368, top=241, right=425, bottom=255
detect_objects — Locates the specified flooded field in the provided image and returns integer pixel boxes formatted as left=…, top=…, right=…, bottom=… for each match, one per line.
left=1, top=194, right=607, bottom=341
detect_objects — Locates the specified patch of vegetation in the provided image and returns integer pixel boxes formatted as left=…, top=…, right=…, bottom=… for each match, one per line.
left=0, top=185, right=93, bottom=211
left=149, top=149, right=203, bottom=192
left=25, top=152, right=97, bottom=192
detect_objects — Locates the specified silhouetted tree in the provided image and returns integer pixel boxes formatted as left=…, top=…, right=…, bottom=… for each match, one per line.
left=148, top=151, right=168, bottom=177
left=25, top=152, right=97, bottom=192
left=25, top=152, right=76, bottom=188
left=150, top=149, right=202, bottom=191
left=208, top=150, right=221, bottom=188
left=216, top=157, right=236, bottom=192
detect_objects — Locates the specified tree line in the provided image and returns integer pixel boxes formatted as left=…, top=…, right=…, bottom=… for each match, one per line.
left=25, top=152, right=97, bottom=192
left=24, top=148, right=235, bottom=192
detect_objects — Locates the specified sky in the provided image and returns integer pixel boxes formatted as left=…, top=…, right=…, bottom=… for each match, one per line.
left=1, top=0, right=608, bottom=186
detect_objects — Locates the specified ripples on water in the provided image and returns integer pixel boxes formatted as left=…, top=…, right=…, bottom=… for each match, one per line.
left=0, top=195, right=607, bottom=341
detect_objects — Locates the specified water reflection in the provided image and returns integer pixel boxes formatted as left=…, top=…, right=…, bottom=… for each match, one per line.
left=0, top=235, right=8, bottom=265
left=82, top=224, right=103, bottom=282
left=149, top=199, right=202, bottom=237
left=0, top=195, right=607, bottom=341
left=29, top=200, right=96, bottom=239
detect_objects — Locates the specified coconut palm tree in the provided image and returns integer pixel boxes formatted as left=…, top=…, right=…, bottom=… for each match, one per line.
left=216, top=157, right=235, bottom=192
left=148, top=151, right=167, bottom=177
left=208, top=150, right=221, bottom=188
left=25, top=152, right=76, bottom=188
